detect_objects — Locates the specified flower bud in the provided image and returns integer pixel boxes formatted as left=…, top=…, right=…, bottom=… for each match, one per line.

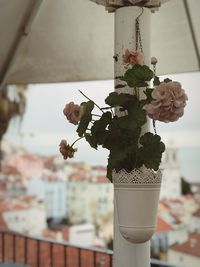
left=151, top=57, right=158, bottom=65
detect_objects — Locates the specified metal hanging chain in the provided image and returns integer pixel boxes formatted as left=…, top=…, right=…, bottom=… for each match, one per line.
left=152, top=63, right=157, bottom=134
left=135, top=8, right=158, bottom=134
left=151, top=57, right=158, bottom=134
left=135, top=7, right=144, bottom=52
left=153, top=64, right=156, bottom=76
left=152, top=120, right=157, bottom=134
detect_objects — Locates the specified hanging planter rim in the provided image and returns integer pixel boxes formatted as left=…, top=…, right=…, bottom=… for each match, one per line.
left=112, top=167, right=162, bottom=185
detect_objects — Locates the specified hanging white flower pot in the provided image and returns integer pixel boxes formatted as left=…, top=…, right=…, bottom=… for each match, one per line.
left=113, top=166, right=162, bottom=244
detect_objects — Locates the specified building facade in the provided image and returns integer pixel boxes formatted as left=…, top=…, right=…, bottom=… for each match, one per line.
left=160, top=141, right=182, bottom=200
left=27, top=174, right=68, bottom=220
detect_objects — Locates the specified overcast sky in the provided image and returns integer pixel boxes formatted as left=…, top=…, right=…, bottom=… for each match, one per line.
left=5, top=72, right=200, bottom=180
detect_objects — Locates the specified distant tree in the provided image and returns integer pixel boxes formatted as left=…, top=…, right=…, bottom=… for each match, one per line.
left=181, top=177, right=192, bottom=195
left=46, top=217, right=54, bottom=228
left=60, top=217, right=70, bottom=225
left=107, top=238, right=113, bottom=250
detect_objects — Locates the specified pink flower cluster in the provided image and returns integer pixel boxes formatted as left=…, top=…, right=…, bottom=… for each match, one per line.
left=63, top=102, right=83, bottom=125
left=123, top=49, right=144, bottom=65
left=59, top=140, right=77, bottom=160
left=144, top=81, right=188, bottom=122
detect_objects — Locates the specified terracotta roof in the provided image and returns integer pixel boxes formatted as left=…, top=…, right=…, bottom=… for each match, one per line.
left=1, top=165, right=20, bottom=175
left=170, top=233, right=200, bottom=257
left=42, top=230, right=57, bottom=240
left=95, top=176, right=109, bottom=184
left=156, top=217, right=173, bottom=232
left=170, top=213, right=181, bottom=224
left=92, top=166, right=107, bottom=171
left=21, top=154, right=41, bottom=161
left=42, top=175, right=58, bottom=182
left=183, top=194, right=194, bottom=200
left=0, top=203, right=28, bottom=213
left=19, top=195, right=37, bottom=203
left=159, top=200, right=170, bottom=210
left=69, top=173, right=87, bottom=181
left=193, top=208, right=200, bottom=218
left=0, top=182, right=7, bottom=191
left=169, top=199, right=183, bottom=205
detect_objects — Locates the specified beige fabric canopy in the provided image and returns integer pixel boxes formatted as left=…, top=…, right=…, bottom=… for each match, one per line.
left=0, top=0, right=199, bottom=86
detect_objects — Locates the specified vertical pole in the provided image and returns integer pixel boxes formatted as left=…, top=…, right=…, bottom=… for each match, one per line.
left=114, top=6, right=151, bottom=267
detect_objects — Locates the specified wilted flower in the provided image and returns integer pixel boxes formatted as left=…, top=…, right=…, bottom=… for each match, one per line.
left=59, top=140, right=77, bottom=160
left=63, top=102, right=83, bottom=125
left=123, top=49, right=144, bottom=65
left=144, top=81, right=188, bottom=122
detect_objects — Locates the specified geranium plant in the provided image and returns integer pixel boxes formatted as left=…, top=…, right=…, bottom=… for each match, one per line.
left=60, top=50, right=188, bottom=182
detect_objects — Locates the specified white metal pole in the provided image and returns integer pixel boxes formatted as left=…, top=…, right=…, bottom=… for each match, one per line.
left=114, top=6, right=151, bottom=267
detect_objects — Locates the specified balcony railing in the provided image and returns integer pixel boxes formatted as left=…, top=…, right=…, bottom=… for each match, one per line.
left=0, top=230, right=179, bottom=267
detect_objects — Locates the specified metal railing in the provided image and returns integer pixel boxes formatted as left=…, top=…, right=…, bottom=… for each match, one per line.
left=0, top=230, right=179, bottom=267
left=0, top=230, right=112, bottom=267
left=151, top=259, right=181, bottom=267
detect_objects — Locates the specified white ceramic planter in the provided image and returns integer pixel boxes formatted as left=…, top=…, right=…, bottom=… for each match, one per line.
left=113, top=166, right=162, bottom=244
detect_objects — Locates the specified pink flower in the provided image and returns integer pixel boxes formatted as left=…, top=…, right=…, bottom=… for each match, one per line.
left=63, top=102, right=83, bottom=125
left=59, top=140, right=77, bottom=160
left=144, top=81, right=188, bottom=122
left=123, top=49, right=144, bottom=65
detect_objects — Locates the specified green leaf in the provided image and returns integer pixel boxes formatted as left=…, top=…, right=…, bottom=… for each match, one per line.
left=117, top=115, right=137, bottom=131
left=105, top=93, right=146, bottom=127
left=84, top=133, right=98, bottom=149
left=138, top=132, right=165, bottom=171
left=102, top=122, right=121, bottom=151
left=105, top=122, right=141, bottom=181
left=115, top=84, right=126, bottom=89
left=164, top=78, right=172, bottom=83
left=105, top=92, right=135, bottom=108
left=123, top=65, right=154, bottom=88
left=106, top=163, right=113, bottom=182
left=126, top=99, right=147, bottom=127
left=153, top=76, right=161, bottom=86
left=142, top=88, right=153, bottom=106
left=76, top=101, right=94, bottom=137
left=91, top=112, right=112, bottom=145
left=103, top=121, right=139, bottom=162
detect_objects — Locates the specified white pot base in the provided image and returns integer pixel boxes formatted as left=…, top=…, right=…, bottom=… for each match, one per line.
left=113, top=167, right=162, bottom=244
left=119, top=226, right=155, bottom=243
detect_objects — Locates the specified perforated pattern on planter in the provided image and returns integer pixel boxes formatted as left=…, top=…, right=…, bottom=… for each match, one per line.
left=112, top=166, right=162, bottom=184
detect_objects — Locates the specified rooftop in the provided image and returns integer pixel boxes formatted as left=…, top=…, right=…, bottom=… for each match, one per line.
left=156, top=217, right=173, bottom=233
left=170, top=233, right=200, bottom=258
left=192, top=208, right=200, bottom=218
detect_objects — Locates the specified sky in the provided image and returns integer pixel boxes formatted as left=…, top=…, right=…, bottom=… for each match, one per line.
left=5, top=72, right=200, bottom=181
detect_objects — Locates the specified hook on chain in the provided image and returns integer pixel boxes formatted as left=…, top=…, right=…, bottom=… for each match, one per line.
left=135, top=7, right=144, bottom=52
left=136, top=7, right=144, bottom=21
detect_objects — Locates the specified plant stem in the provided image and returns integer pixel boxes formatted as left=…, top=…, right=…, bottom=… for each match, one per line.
left=134, top=87, right=138, bottom=97
left=152, top=120, right=157, bottom=134
left=137, top=88, right=140, bottom=99
left=92, top=114, right=101, bottom=118
left=101, top=107, right=111, bottom=110
left=71, top=137, right=84, bottom=147
left=79, top=90, right=104, bottom=113
left=102, top=107, right=114, bottom=117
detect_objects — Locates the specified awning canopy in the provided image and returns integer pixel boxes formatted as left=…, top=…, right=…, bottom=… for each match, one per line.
left=0, top=0, right=199, bottom=86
